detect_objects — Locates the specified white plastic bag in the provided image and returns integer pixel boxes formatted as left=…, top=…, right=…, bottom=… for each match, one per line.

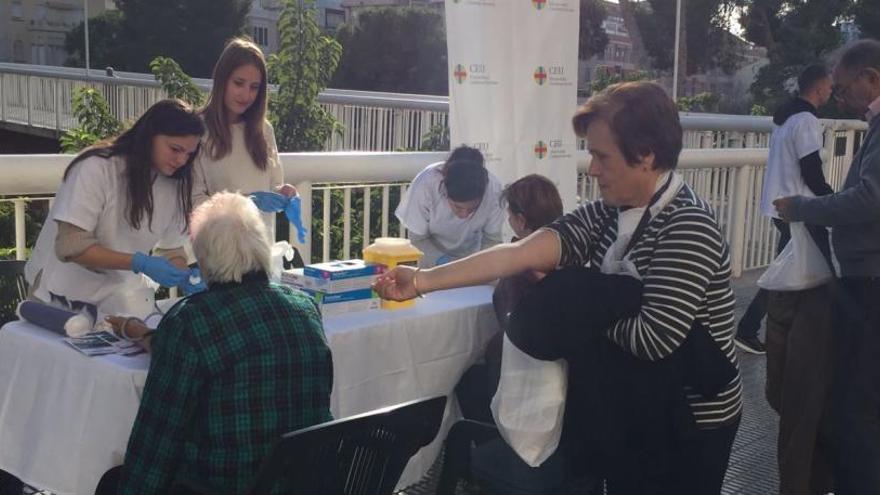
left=757, top=222, right=832, bottom=291
left=490, top=334, right=567, bottom=467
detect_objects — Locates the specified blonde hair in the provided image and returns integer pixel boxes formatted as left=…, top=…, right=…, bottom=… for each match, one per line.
left=202, top=37, right=270, bottom=170
left=191, top=192, right=271, bottom=284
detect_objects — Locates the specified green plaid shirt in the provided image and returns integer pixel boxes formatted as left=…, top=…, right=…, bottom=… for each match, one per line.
left=118, top=272, right=333, bottom=494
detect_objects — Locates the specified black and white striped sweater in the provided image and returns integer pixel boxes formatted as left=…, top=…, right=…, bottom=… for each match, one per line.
left=545, top=183, right=742, bottom=428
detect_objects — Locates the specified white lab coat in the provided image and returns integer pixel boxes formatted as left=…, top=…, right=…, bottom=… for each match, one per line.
left=395, top=162, right=504, bottom=267
left=25, top=155, right=187, bottom=311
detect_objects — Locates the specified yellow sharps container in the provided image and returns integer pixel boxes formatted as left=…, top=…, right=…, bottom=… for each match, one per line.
left=363, top=237, right=423, bottom=309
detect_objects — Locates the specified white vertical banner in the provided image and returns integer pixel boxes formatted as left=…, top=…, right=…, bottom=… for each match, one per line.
left=445, top=0, right=580, bottom=211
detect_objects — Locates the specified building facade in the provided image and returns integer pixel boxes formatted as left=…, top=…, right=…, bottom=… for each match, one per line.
left=0, top=0, right=113, bottom=66
left=578, top=1, right=640, bottom=94
left=247, top=0, right=345, bottom=55
left=341, top=0, right=443, bottom=23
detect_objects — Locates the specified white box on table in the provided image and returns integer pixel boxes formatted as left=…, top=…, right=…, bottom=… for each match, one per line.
left=303, top=287, right=381, bottom=316
left=303, top=259, right=383, bottom=294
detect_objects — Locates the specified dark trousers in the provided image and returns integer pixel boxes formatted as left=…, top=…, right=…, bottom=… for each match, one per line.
left=605, top=417, right=740, bottom=495
left=830, top=278, right=880, bottom=495
left=766, top=285, right=835, bottom=494
left=737, top=220, right=831, bottom=339
left=737, top=219, right=791, bottom=339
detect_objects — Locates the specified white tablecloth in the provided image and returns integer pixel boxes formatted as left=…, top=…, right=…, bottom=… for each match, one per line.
left=0, top=286, right=499, bottom=495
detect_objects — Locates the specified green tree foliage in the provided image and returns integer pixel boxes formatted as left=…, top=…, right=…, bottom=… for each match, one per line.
left=634, top=0, right=740, bottom=74
left=332, top=7, right=448, bottom=95
left=150, top=57, right=206, bottom=106
left=742, top=0, right=847, bottom=112
left=677, top=92, right=721, bottom=112
left=419, top=124, right=449, bottom=152
left=750, top=103, right=769, bottom=116
left=64, top=10, right=126, bottom=70
left=591, top=68, right=651, bottom=93
left=579, top=0, right=610, bottom=60
left=269, top=0, right=343, bottom=152
left=65, top=0, right=250, bottom=76
left=851, top=0, right=880, bottom=40
left=60, top=88, right=123, bottom=153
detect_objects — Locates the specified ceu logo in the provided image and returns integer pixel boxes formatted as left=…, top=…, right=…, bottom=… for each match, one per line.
left=532, top=0, right=547, bottom=10
left=533, top=66, right=547, bottom=86
left=453, top=64, right=468, bottom=84
left=534, top=140, right=548, bottom=159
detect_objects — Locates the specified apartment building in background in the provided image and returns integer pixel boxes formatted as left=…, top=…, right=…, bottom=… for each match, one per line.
left=248, top=0, right=345, bottom=55
left=0, top=0, right=345, bottom=66
left=0, top=0, right=113, bottom=65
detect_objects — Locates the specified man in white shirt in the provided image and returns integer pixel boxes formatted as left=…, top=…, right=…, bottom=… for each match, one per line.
left=752, top=64, right=836, bottom=495
left=735, top=64, right=834, bottom=355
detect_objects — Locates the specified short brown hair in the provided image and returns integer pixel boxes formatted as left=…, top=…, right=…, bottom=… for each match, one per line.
left=501, top=174, right=563, bottom=232
left=572, top=81, right=683, bottom=170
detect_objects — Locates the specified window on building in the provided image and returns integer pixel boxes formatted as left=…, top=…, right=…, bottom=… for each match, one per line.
left=253, top=26, right=269, bottom=47
left=11, top=0, right=23, bottom=20
left=325, top=9, right=345, bottom=31
left=12, top=40, right=24, bottom=62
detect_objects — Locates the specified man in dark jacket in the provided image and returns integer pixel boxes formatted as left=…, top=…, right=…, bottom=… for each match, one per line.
left=775, top=39, right=880, bottom=495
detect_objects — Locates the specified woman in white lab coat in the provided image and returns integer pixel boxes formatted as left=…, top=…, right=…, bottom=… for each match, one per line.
left=395, top=146, right=504, bottom=268
left=25, top=99, right=205, bottom=320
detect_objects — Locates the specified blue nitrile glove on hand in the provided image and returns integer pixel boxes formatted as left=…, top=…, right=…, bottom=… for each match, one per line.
left=250, top=191, right=290, bottom=213
left=181, top=267, right=207, bottom=296
left=131, top=252, right=189, bottom=288
left=436, top=254, right=455, bottom=266
left=285, top=195, right=308, bottom=243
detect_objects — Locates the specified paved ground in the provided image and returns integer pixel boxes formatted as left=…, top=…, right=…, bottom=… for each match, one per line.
left=399, top=269, right=780, bottom=495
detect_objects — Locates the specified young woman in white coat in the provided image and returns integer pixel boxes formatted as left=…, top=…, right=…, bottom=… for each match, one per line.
left=193, top=37, right=296, bottom=240
left=395, top=146, right=505, bottom=268
left=24, top=99, right=205, bottom=320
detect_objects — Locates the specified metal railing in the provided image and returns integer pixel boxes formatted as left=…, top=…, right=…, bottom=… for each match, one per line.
left=0, top=62, right=449, bottom=151
left=3, top=62, right=862, bottom=154
left=0, top=116, right=865, bottom=277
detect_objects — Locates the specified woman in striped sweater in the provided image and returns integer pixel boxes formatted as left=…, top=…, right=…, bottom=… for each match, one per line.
left=375, top=81, right=742, bottom=493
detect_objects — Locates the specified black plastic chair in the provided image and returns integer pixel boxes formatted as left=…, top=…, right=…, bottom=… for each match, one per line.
left=173, top=395, right=447, bottom=495
left=437, top=419, right=501, bottom=495
left=0, top=260, right=28, bottom=303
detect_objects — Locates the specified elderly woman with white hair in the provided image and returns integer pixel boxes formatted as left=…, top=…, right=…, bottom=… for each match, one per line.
left=102, top=191, right=333, bottom=495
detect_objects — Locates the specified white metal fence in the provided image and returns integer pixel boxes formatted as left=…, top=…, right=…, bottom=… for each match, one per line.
left=0, top=62, right=841, bottom=154
left=0, top=117, right=866, bottom=278
left=0, top=63, right=869, bottom=276
left=0, top=63, right=450, bottom=152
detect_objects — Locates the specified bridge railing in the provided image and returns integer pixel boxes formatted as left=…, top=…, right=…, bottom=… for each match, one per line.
left=2, top=62, right=864, bottom=155
left=0, top=132, right=862, bottom=278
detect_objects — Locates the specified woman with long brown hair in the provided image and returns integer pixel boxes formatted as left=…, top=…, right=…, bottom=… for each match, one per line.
left=193, top=37, right=296, bottom=239
left=24, top=99, right=205, bottom=320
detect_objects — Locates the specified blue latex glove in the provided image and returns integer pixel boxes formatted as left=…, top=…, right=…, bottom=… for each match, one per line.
left=285, top=196, right=308, bottom=243
left=131, top=252, right=189, bottom=288
left=250, top=191, right=289, bottom=213
left=181, top=267, right=207, bottom=296
left=435, top=254, right=455, bottom=266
